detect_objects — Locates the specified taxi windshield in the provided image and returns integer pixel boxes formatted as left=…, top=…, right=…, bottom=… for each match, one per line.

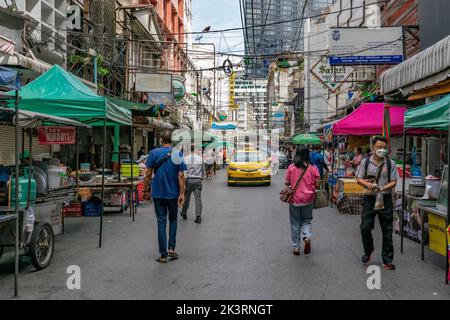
left=233, top=151, right=266, bottom=162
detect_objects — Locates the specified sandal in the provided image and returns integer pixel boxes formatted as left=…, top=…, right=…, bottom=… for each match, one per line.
left=168, top=250, right=179, bottom=259
left=155, top=256, right=168, bottom=264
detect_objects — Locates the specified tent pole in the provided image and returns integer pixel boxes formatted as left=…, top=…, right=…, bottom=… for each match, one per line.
left=130, top=125, right=135, bottom=221
left=21, top=128, right=24, bottom=162
left=27, top=129, right=32, bottom=209
left=401, top=130, right=407, bottom=254
left=75, top=127, right=79, bottom=188
left=322, top=137, right=325, bottom=190
left=14, top=89, right=19, bottom=298
left=447, top=126, right=450, bottom=284
left=331, top=136, right=335, bottom=208
left=99, top=120, right=106, bottom=248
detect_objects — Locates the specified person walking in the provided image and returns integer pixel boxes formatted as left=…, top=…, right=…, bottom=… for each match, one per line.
left=356, top=136, right=399, bottom=270
left=309, top=145, right=329, bottom=180
left=180, top=146, right=204, bottom=224
left=284, top=146, right=321, bottom=255
left=203, top=148, right=215, bottom=180
left=143, top=129, right=186, bottom=264
left=270, top=149, right=279, bottom=175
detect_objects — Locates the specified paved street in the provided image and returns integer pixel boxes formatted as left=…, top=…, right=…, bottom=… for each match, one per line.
left=0, top=169, right=449, bottom=300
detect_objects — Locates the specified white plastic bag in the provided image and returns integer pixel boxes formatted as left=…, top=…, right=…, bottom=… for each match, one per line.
left=374, top=191, right=385, bottom=210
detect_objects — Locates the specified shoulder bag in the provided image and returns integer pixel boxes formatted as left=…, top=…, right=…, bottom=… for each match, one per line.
left=280, top=165, right=309, bottom=204
left=313, top=188, right=329, bottom=209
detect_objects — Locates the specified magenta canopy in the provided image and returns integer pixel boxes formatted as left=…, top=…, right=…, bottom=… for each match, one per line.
left=332, top=103, right=407, bottom=136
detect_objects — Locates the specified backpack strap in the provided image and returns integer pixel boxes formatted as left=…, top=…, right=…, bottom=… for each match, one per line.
left=386, top=156, right=392, bottom=183
left=364, top=156, right=370, bottom=177
left=292, top=165, right=309, bottom=192
left=153, top=150, right=172, bottom=173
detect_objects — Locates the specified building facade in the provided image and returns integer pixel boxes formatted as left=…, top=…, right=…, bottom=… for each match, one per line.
left=233, top=71, right=267, bottom=131
left=242, top=0, right=335, bottom=78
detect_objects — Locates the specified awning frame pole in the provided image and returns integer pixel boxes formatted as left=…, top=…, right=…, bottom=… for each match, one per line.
left=130, top=125, right=135, bottom=221
left=14, top=89, right=19, bottom=298
left=99, top=119, right=106, bottom=248
left=75, top=127, right=79, bottom=188
left=401, top=129, right=407, bottom=254
left=446, top=124, right=450, bottom=285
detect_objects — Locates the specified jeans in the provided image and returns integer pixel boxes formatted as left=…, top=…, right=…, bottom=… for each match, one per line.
left=289, top=204, right=313, bottom=248
left=360, top=194, right=394, bottom=264
left=181, top=178, right=202, bottom=218
left=153, top=198, right=178, bottom=257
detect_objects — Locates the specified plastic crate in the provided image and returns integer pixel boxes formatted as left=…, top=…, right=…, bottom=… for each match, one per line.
left=63, top=203, right=83, bottom=217
left=137, top=182, right=144, bottom=201
left=121, top=163, right=139, bottom=178
left=83, top=199, right=102, bottom=217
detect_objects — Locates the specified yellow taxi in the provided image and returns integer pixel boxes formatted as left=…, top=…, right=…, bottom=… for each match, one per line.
left=227, top=148, right=271, bottom=186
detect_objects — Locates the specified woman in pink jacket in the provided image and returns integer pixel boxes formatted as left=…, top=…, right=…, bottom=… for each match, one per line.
left=284, top=146, right=321, bottom=255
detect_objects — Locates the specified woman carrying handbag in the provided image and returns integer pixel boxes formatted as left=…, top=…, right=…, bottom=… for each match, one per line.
left=283, top=146, right=321, bottom=256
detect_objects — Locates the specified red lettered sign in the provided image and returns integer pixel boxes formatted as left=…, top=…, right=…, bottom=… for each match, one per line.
left=38, top=126, right=76, bottom=145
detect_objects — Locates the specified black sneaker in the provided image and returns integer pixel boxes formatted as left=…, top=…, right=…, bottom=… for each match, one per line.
left=383, top=263, right=396, bottom=270
left=180, top=213, right=187, bottom=220
left=195, top=217, right=202, bottom=224
left=362, top=248, right=374, bottom=264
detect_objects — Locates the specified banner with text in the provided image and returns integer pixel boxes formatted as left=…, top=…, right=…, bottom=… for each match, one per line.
left=38, top=126, right=76, bottom=145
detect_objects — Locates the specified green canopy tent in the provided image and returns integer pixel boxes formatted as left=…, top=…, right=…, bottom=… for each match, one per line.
left=7, top=65, right=132, bottom=248
left=291, top=133, right=322, bottom=145
left=400, top=94, right=450, bottom=266
left=404, top=94, right=450, bottom=131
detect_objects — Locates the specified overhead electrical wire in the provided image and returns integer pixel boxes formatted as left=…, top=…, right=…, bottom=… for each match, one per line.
left=292, top=0, right=309, bottom=53
left=50, top=1, right=388, bottom=37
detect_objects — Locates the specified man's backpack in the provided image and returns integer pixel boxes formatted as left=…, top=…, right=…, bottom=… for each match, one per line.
left=364, top=155, right=391, bottom=183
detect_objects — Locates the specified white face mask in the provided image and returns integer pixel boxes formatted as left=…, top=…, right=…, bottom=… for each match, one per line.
left=375, top=149, right=387, bottom=158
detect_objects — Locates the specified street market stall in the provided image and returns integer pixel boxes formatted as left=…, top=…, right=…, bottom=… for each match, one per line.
left=329, top=103, right=409, bottom=214
left=400, top=94, right=450, bottom=284
left=6, top=65, right=133, bottom=248
left=0, top=75, right=90, bottom=296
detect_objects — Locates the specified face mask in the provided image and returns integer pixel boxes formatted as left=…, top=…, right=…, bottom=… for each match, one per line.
left=375, top=149, right=387, bottom=158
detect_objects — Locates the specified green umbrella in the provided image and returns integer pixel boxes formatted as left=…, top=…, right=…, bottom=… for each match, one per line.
left=291, top=133, right=322, bottom=145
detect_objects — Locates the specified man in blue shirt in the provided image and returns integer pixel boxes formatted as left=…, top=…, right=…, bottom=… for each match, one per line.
left=310, top=145, right=329, bottom=179
left=143, top=129, right=186, bottom=264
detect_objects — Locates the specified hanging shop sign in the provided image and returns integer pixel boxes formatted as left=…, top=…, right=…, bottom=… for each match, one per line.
left=310, top=55, right=354, bottom=93
left=329, top=27, right=404, bottom=66
left=172, top=77, right=186, bottom=107
left=229, top=71, right=238, bottom=110
left=38, top=126, right=76, bottom=145
left=223, top=59, right=233, bottom=77
left=132, top=115, right=149, bottom=125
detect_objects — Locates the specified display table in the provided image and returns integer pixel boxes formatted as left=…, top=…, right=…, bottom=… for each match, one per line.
left=335, top=178, right=366, bottom=215
left=416, top=203, right=449, bottom=284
